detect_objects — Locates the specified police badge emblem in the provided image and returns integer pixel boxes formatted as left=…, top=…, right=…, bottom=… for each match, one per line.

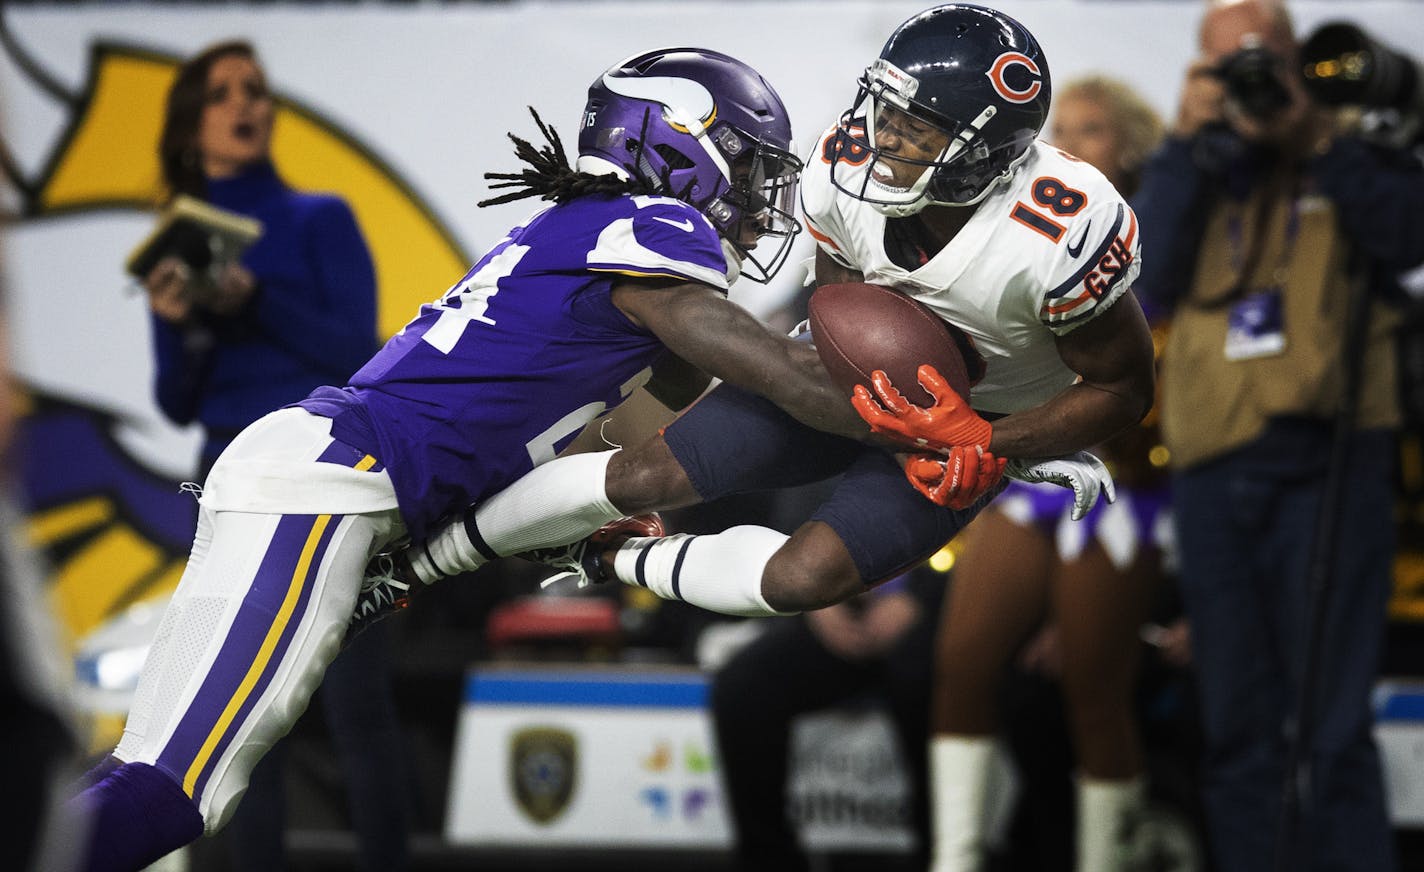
left=510, top=726, right=578, bottom=824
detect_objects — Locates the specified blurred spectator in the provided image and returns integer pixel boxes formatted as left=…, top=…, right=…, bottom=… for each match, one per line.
left=923, top=73, right=1172, bottom=872
left=1135, top=0, right=1424, bottom=869
left=1049, top=75, right=1164, bottom=209
left=140, top=39, right=408, bottom=872
left=709, top=559, right=942, bottom=872
left=0, top=306, right=86, bottom=871
left=1, top=68, right=84, bottom=872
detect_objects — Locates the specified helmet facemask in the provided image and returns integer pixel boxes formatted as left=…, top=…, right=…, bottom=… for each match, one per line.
left=707, top=132, right=803, bottom=283
left=830, top=58, right=1034, bottom=215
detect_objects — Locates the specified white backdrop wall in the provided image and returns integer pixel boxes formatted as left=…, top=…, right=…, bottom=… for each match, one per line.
left=3, top=1, right=1422, bottom=645
left=6, top=2, right=1423, bottom=462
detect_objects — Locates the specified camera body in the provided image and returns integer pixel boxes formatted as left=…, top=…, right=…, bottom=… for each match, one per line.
left=1215, top=46, right=1293, bottom=121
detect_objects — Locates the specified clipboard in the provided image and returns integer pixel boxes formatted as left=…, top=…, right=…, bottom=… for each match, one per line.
left=125, top=195, right=263, bottom=299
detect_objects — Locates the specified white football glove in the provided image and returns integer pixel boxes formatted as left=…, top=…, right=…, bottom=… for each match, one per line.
left=1005, top=450, right=1116, bottom=521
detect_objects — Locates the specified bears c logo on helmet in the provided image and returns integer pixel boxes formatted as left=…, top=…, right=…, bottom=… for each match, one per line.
left=985, top=51, right=1044, bottom=104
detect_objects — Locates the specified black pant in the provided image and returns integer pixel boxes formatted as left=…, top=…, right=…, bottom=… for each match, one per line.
left=1, top=585, right=78, bottom=872
left=709, top=591, right=941, bottom=872
left=1173, top=424, right=1397, bottom=871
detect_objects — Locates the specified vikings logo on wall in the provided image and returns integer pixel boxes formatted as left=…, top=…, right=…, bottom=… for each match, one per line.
left=511, top=726, right=579, bottom=825
left=0, top=26, right=469, bottom=745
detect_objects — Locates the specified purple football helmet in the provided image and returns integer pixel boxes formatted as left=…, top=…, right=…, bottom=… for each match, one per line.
left=830, top=4, right=1052, bottom=215
left=577, top=47, right=803, bottom=283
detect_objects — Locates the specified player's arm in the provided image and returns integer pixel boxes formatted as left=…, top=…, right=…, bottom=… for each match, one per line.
left=853, top=293, right=1150, bottom=510
left=866, top=289, right=1153, bottom=459
left=643, top=352, right=711, bottom=411
left=812, top=246, right=864, bottom=287
left=854, top=290, right=1154, bottom=459
left=611, top=277, right=871, bottom=441
left=987, top=291, right=1155, bottom=457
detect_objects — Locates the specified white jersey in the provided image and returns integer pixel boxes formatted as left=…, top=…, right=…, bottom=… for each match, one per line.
left=801, top=131, right=1140, bottom=415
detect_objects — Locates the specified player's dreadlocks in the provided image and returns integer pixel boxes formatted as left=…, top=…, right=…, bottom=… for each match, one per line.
left=480, top=107, right=646, bottom=207
left=480, top=107, right=694, bottom=208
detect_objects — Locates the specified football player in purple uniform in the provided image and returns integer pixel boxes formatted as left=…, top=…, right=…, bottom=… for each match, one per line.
left=355, top=5, right=1153, bottom=650
left=68, top=47, right=883, bottom=872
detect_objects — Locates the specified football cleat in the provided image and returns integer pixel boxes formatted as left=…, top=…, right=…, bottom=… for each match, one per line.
left=520, top=513, right=666, bottom=590
left=345, top=550, right=419, bottom=644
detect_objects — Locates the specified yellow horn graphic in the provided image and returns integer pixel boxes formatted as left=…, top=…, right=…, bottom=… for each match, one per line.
left=8, top=41, right=474, bottom=747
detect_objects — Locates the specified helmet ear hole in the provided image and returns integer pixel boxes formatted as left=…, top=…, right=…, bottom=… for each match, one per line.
left=652, top=144, right=696, bottom=171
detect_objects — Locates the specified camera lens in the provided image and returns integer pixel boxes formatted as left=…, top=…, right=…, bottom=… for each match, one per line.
left=1301, top=22, right=1420, bottom=113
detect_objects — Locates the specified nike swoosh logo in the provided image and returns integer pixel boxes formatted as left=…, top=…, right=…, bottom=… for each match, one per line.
left=1066, top=220, right=1092, bottom=258
left=653, top=216, right=695, bottom=232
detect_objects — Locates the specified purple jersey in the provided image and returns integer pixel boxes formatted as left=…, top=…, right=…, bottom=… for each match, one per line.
left=299, top=193, right=730, bottom=539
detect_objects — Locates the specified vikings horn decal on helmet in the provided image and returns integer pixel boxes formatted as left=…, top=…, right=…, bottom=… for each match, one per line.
left=576, top=47, right=803, bottom=283
left=829, top=4, right=1051, bottom=215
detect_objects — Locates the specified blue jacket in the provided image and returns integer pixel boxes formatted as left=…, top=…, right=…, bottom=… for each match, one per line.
left=1132, top=132, right=1424, bottom=320
left=150, top=161, right=378, bottom=467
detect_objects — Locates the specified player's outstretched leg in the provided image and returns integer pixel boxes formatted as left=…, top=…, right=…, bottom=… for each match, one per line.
left=348, top=434, right=713, bottom=629
left=568, top=519, right=864, bottom=617
left=351, top=513, right=667, bottom=644
left=347, top=449, right=632, bottom=634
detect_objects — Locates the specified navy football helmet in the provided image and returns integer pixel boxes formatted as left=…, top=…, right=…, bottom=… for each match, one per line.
left=829, top=4, right=1052, bottom=214
left=577, top=47, right=803, bottom=283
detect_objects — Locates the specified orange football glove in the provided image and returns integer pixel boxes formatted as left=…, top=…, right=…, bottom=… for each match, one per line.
left=851, top=364, right=992, bottom=454
left=904, top=446, right=1007, bottom=509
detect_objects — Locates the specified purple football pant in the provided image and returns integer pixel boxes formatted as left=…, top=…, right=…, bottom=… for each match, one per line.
left=71, top=409, right=404, bottom=871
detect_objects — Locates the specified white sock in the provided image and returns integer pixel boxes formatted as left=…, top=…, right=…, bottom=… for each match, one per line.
left=476, top=450, right=620, bottom=554
left=1076, top=775, right=1146, bottom=872
left=408, top=450, right=620, bottom=582
left=610, top=525, right=795, bottom=617
left=928, top=734, right=997, bottom=872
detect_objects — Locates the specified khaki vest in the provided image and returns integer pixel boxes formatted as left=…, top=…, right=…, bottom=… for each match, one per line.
left=1159, top=181, right=1399, bottom=470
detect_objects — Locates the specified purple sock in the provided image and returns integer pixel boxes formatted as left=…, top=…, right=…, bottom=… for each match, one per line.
left=70, top=761, right=204, bottom=872
left=74, top=755, right=122, bottom=791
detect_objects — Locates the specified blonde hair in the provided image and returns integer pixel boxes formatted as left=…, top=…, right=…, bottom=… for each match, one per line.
left=1056, top=75, right=1165, bottom=191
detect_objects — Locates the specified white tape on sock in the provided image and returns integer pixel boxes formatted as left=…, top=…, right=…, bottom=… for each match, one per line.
left=612, top=526, right=793, bottom=617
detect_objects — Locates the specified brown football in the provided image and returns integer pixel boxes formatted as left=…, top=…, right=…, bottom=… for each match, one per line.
left=808, top=282, right=977, bottom=408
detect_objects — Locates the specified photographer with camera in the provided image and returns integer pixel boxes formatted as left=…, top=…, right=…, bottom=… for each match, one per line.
left=1133, top=1, right=1424, bottom=870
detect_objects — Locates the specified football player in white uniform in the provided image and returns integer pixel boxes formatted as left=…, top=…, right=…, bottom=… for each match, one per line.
left=806, top=93, right=1140, bottom=418
left=815, top=7, right=1152, bottom=502
left=350, top=4, right=1153, bottom=629
left=804, top=11, right=1156, bottom=869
